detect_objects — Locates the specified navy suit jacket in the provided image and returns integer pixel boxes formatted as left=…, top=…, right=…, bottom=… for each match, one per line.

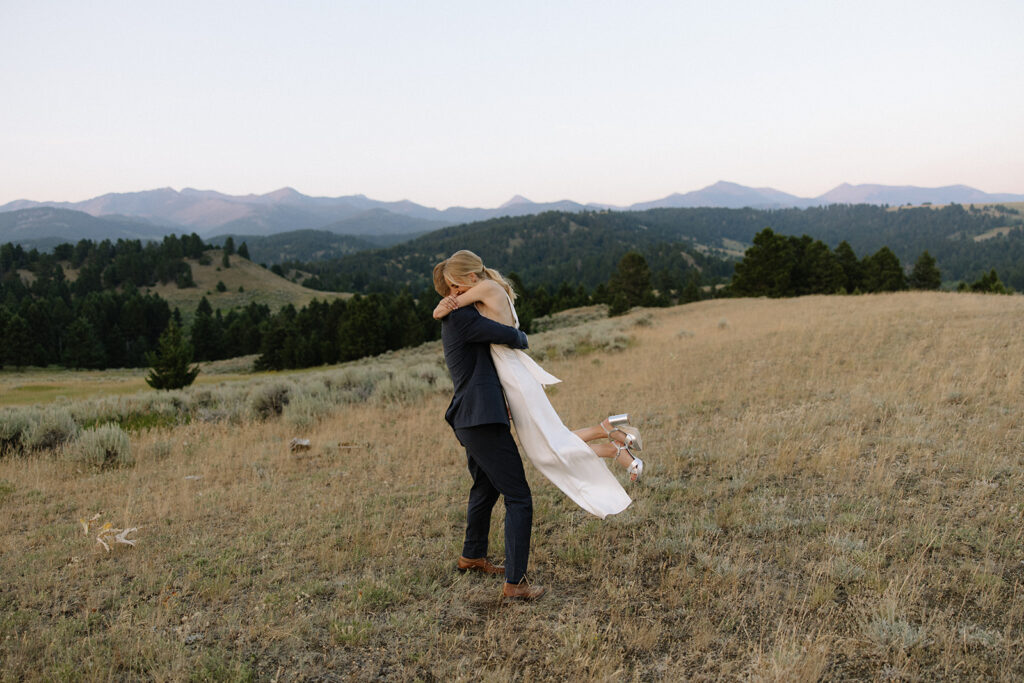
left=441, top=306, right=528, bottom=430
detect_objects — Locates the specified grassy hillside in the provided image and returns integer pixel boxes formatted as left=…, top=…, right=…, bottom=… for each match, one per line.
left=1, top=292, right=1023, bottom=679
left=143, top=250, right=349, bottom=317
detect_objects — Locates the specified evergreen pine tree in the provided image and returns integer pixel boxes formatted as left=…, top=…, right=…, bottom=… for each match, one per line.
left=730, top=228, right=794, bottom=297
left=797, top=238, right=845, bottom=295
left=680, top=271, right=703, bottom=304
left=834, top=241, right=863, bottom=293
left=254, top=317, right=290, bottom=370
left=4, top=314, right=34, bottom=369
left=968, top=269, right=1008, bottom=294
left=220, top=237, right=235, bottom=269
left=908, top=251, right=942, bottom=290
left=337, top=296, right=387, bottom=361
left=861, top=247, right=907, bottom=292
left=145, top=320, right=200, bottom=390
left=61, top=316, right=106, bottom=369
left=0, top=308, right=8, bottom=370
left=237, top=241, right=250, bottom=260
left=609, top=251, right=652, bottom=308
left=176, top=265, right=196, bottom=288
left=190, top=297, right=223, bottom=361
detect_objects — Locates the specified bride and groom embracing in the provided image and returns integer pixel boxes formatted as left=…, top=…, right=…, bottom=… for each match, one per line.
left=433, top=250, right=646, bottom=602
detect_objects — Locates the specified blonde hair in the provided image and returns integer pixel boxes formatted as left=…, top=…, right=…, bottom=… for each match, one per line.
left=432, top=250, right=517, bottom=303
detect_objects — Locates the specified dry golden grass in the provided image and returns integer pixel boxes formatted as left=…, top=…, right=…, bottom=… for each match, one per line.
left=2, top=292, right=1023, bottom=680
left=973, top=227, right=1017, bottom=242
left=144, top=251, right=349, bottom=317
left=0, top=357, right=260, bottom=408
left=54, top=252, right=347, bottom=319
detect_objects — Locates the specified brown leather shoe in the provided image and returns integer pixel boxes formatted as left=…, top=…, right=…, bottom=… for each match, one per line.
left=456, top=556, right=504, bottom=575
left=502, top=581, right=546, bottom=601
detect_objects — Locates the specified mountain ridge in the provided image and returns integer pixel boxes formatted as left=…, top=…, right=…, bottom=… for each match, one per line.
left=2, top=182, right=1022, bottom=245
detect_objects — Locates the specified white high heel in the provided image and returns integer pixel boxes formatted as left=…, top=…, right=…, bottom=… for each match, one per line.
left=614, top=442, right=644, bottom=482
left=603, top=414, right=643, bottom=451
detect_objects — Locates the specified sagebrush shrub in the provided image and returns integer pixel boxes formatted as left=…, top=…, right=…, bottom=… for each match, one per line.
left=249, top=382, right=294, bottom=420
left=532, top=305, right=609, bottom=332
left=284, top=393, right=334, bottom=429
left=24, top=407, right=80, bottom=452
left=331, top=368, right=379, bottom=401
left=532, top=318, right=632, bottom=360
left=632, top=312, right=654, bottom=327
left=407, top=362, right=450, bottom=390
left=68, top=424, right=132, bottom=469
left=0, top=409, right=33, bottom=457
left=373, top=373, right=435, bottom=403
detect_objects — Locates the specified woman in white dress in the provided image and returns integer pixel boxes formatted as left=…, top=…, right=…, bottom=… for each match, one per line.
left=432, top=250, right=644, bottom=519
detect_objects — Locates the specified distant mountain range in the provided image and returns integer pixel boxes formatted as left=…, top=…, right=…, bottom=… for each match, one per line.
left=2, top=181, right=1022, bottom=246
left=0, top=207, right=171, bottom=246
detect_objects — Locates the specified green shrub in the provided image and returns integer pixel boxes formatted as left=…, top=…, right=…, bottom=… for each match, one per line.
left=531, top=318, right=632, bottom=360
left=330, top=368, right=380, bottom=401
left=24, top=407, right=80, bottom=452
left=0, top=409, right=33, bottom=457
left=531, top=305, right=609, bottom=332
left=373, top=373, right=434, bottom=403
left=631, top=312, right=654, bottom=327
left=284, top=393, right=334, bottom=429
left=402, top=362, right=450, bottom=393
left=68, top=424, right=132, bottom=469
left=248, top=382, right=294, bottom=420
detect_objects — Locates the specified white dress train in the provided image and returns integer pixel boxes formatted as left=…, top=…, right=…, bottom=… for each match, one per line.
left=489, top=297, right=632, bottom=519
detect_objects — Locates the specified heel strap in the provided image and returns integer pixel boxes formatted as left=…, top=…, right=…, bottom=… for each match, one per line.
left=603, top=421, right=635, bottom=449
left=602, top=417, right=630, bottom=442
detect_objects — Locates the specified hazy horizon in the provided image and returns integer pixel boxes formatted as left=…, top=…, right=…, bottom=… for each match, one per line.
left=5, top=179, right=1024, bottom=214
left=3, top=0, right=1022, bottom=208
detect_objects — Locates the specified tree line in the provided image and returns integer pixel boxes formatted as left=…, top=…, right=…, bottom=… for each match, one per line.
left=0, top=235, right=239, bottom=370
left=199, top=248, right=714, bottom=372
left=729, top=228, right=1010, bottom=297
left=292, top=210, right=735, bottom=295
left=287, top=204, right=1024, bottom=294
left=243, top=253, right=707, bottom=371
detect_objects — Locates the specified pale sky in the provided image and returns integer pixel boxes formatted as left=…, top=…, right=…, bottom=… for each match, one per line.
left=2, top=0, right=1022, bottom=208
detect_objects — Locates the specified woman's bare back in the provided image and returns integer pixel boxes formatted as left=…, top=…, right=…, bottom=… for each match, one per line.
left=469, top=280, right=516, bottom=327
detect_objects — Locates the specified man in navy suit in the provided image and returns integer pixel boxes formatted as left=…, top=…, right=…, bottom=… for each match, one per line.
left=441, top=304, right=545, bottom=600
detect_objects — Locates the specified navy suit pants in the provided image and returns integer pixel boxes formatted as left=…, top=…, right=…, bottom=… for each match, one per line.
left=455, top=423, right=532, bottom=584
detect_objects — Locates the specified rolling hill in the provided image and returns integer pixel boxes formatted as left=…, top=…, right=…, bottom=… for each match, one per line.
left=290, top=203, right=1024, bottom=294
left=139, top=250, right=349, bottom=319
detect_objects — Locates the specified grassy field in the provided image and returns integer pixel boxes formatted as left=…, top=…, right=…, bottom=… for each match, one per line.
left=145, top=251, right=349, bottom=319
left=1, top=292, right=1023, bottom=680
left=0, top=356, right=260, bottom=408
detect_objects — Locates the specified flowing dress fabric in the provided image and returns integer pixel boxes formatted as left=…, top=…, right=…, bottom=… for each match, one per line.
left=489, top=298, right=632, bottom=519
